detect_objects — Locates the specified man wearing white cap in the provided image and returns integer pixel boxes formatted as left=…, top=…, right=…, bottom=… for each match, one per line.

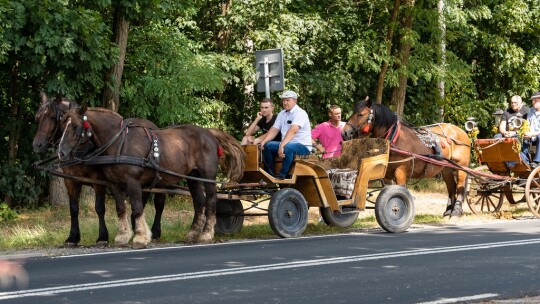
left=260, top=90, right=312, bottom=179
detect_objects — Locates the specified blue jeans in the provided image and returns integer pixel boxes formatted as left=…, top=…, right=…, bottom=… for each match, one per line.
left=263, top=141, right=310, bottom=178
left=522, top=136, right=540, bottom=164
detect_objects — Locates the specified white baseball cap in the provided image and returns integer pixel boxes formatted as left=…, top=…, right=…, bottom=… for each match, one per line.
left=279, top=90, right=298, bottom=99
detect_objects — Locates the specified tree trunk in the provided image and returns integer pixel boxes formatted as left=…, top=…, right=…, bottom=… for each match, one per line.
left=49, top=169, right=69, bottom=207
left=216, top=0, right=232, bottom=51
left=437, top=0, right=446, bottom=122
left=390, top=0, right=415, bottom=117
left=102, top=9, right=129, bottom=112
left=79, top=185, right=95, bottom=207
left=376, top=0, right=401, bottom=104
left=4, top=63, right=21, bottom=207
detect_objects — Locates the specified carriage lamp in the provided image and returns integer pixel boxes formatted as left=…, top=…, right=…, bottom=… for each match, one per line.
left=464, top=117, right=477, bottom=132
left=492, top=109, right=504, bottom=127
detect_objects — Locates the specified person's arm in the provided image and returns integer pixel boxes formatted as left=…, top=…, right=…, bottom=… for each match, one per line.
left=244, top=113, right=262, bottom=136
left=278, top=125, right=300, bottom=158
left=311, top=125, right=324, bottom=153
left=259, top=127, right=280, bottom=149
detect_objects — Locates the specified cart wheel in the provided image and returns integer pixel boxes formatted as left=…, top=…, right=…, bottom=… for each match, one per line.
left=319, top=207, right=359, bottom=228
left=465, top=165, right=504, bottom=214
left=375, top=185, right=415, bottom=233
left=215, top=199, right=244, bottom=235
left=525, top=166, right=540, bottom=218
left=268, top=188, right=308, bottom=238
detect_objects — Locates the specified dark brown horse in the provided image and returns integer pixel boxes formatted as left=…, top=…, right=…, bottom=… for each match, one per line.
left=32, top=94, right=166, bottom=246
left=342, top=98, right=471, bottom=217
left=57, top=107, right=245, bottom=247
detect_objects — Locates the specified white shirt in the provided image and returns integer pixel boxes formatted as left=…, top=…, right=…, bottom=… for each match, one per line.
left=273, top=104, right=312, bottom=148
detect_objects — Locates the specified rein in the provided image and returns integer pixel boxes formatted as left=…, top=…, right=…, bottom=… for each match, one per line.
left=64, top=117, right=231, bottom=185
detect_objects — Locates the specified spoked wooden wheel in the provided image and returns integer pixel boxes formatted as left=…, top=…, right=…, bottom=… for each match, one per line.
left=465, top=165, right=504, bottom=214
left=525, top=166, right=540, bottom=218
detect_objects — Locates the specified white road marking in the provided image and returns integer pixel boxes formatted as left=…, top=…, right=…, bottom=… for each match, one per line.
left=416, top=293, right=499, bottom=304
left=1, top=238, right=540, bottom=300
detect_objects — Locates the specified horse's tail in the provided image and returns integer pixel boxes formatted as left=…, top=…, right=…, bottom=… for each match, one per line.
left=208, top=128, right=245, bottom=182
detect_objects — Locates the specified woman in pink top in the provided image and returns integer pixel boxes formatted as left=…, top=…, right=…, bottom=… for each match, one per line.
left=312, top=105, right=346, bottom=158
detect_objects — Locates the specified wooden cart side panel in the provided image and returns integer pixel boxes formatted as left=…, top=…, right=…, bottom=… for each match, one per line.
left=474, top=139, right=530, bottom=174
left=351, top=151, right=389, bottom=210
left=294, top=160, right=339, bottom=209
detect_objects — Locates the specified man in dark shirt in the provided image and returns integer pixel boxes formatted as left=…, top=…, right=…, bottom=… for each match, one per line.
left=496, top=95, right=529, bottom=138
left=241, top=98, right=281, bottom=145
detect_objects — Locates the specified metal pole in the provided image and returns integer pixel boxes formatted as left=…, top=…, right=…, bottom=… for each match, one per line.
left=264, top=57, right=270, bottom=99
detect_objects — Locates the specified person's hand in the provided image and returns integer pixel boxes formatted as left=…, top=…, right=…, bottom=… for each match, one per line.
left=0, top=259, right=28, bottom=289
left=315, top=144, right=325, bottom=153
left=256, top=112, right=263, bottom=120
left=278, top=145, right=285, bottom=159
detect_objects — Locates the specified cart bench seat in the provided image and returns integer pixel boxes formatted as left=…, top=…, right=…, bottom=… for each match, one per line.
left=475, top=138, right=531, bottom=174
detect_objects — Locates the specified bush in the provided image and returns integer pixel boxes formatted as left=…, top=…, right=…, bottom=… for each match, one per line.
left=0, top=202, right=18, bottom=221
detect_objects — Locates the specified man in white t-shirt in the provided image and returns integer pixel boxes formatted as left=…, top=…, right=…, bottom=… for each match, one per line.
left=260, top=90, right=312, bottom=179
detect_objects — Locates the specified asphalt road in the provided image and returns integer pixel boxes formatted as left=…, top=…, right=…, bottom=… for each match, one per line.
left=1, top=220, right=540, bottom=304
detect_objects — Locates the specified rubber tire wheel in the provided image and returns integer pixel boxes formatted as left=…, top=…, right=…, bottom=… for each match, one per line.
left=465, top=165, right=504, bottom=214
left=268, top=188, right=309, bottom=238
left=525, top=166, right=540, bottom=218
left=319, top=207, right=359, bottom=228
left=375, top=185, right=415, bottom=233
left=215, top=199, right=244, bottom=235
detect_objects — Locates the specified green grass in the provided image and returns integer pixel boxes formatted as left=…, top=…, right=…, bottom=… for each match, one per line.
left=0, top=192, right=529, bottom=251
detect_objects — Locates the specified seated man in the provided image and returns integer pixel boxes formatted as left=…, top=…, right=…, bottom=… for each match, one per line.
left=521, top=92, right=540, bottom=167
left=259, top=90, right=312, bottom=179
left=312, top=105, right=346, bottom=159
left=495, top=95, right=529, bottom=138
left=241, top=98, right=281, bottom=145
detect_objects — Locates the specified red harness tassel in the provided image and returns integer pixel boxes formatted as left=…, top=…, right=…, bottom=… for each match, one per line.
left=217, top=146, right=223, bottom=158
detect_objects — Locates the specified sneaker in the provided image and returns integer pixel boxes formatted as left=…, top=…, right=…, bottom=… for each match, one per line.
left=531, top=162, right=539, bottom=169
left=276, top=175, right=285, bottom=180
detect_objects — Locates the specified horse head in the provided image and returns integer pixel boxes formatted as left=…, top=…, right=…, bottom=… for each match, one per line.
left=33, top=93, right=79, bottom=153
left=57, top=106, right=92, bottom=161
left=342, top=97, right=374, bottom=140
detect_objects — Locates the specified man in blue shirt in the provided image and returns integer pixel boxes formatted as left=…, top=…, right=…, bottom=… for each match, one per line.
left=259, top=90, right=312, bottom=179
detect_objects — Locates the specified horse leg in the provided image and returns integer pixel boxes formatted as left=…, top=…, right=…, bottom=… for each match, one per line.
left=110, top=185, right=132, bottom=247
left=150, top=193, right=166, bottom=240
left=441, top=168, right=460, bottom=217
left=185, top=179, right=206, bottom=244
left=127, top=182, right=151, bottom=249
left=450, top=169, right=467, bottom=217
left=198, top=182, right=217, bottom=244
left=64, top=180, right=82, bottom=247
left=93, top=184, right=109, bottom=246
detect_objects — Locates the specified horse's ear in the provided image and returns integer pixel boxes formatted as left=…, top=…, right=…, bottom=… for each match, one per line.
left=55, top=94, right=63, bottom=105
left=78, top=105, right=87, bottom=115
left=365, top=96, right=372, bottom=107
left=40, top=92, right=48, bottom=104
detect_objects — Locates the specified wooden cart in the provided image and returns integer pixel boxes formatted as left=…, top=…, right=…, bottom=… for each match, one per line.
left=215, top=138, right=416, bottom=238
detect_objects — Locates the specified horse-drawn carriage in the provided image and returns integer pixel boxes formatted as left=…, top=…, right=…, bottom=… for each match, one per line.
left=33, top=96, right=416, bottom=248
left=210, top=138, right=415, bottom=238
left=465, top=137, right=540, bottom=217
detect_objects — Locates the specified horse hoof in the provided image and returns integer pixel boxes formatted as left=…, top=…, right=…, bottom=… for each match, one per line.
left=442, top=210, right=452, bottom=217
left=450, top=210, right=463, bottom=218
left=132, top=242, right=147, bottom=249
left=95, top=241, right=109, bottom=247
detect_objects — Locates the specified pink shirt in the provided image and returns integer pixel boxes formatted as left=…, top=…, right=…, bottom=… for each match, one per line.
left=311, top=121, right=346, bottom=158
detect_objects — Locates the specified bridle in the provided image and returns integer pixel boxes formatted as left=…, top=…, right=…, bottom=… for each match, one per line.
left=36, top=101, right=66, bottom=147
left=345, top=107, right=374, bottom=137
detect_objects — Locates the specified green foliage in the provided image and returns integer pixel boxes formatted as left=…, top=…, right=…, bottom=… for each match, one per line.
left=0, top=202, right=18, bottom=221
left=0, top=162, right=45, bottom=208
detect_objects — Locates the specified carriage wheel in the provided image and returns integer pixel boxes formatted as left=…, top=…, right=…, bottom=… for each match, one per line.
left=215, top=199, right=244, bottom=235
left=268, top=188, right=308, bottom=238
left=319, top=207, right=359, bottom=228
left=525, top=166, right=540, bottom=218
left=375, top=185, right=415, bottom=233
left=503, top=185, right=526, bottom=205
left=465, top=165, right=504, bottom=214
